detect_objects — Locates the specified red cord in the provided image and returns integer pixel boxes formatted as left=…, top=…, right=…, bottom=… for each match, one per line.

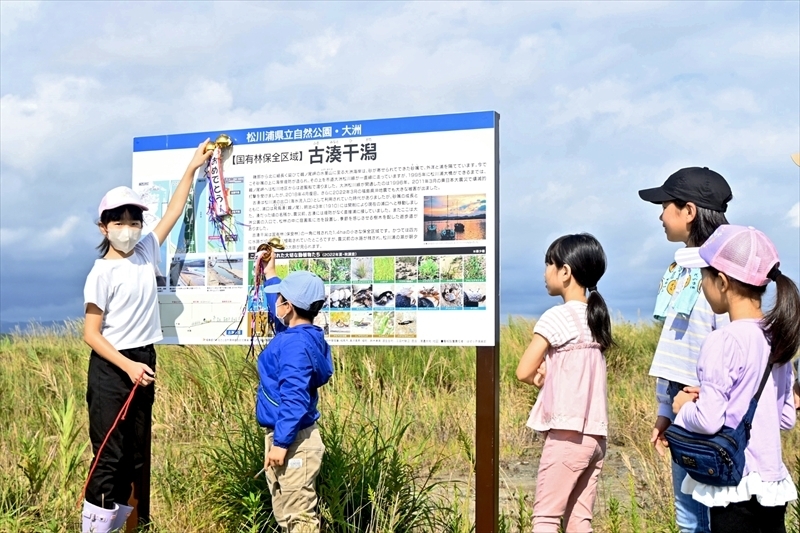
left=77, top=376, right=142, bottom=508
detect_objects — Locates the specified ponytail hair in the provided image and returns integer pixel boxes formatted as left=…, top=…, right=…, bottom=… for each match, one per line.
left=586, top=288, right=614, bottom=352
left=545, top=234, right=614, bottom=351
left=708, top=265, right=800, bottom=366
left=763, top=271, right=800, bottom=365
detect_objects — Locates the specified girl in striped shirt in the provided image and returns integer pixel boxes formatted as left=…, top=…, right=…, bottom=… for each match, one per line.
left=638, top=166, right=733, bottom=533
left=517, top=233, right=613, bottom=532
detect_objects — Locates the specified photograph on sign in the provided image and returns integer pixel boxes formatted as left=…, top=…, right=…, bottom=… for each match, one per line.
left=423, top=194, right=487, bottom=241
left=132, top=112, right=498, bottom=346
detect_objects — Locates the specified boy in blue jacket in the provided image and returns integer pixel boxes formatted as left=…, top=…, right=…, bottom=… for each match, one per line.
left=257, top=258, right=333, bottom=533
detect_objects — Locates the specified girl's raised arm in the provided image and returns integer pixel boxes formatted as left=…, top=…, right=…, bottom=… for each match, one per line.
left=516, top=334, right=549, bottom=385
left=152, top=140, right=212, bottom=245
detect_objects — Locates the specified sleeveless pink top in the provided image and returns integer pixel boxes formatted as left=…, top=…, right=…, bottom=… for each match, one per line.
left=526, top=304, right=608, bottom=437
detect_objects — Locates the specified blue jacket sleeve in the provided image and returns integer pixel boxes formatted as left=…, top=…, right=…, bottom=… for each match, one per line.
left=274, top=335, right=313, bottom=448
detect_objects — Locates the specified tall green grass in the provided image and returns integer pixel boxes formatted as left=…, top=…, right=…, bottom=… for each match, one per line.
left=0, top=320, right=798, bottom=532
left=373, top=257, right=395, bottom=283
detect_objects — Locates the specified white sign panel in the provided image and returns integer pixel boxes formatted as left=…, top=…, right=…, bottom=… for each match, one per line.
left=132, top=111, right=499, bottom=346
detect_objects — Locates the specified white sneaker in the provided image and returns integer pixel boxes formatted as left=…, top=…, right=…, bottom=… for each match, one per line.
left=109, top=503, right=133, bottom=532
left=81, top=500, right=118, bottom=533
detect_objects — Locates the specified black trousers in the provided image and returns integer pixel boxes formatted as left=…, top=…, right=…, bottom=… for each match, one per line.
left=710, top=496, right=787, bottom=533
left=85, top=345, right=156, bottom=509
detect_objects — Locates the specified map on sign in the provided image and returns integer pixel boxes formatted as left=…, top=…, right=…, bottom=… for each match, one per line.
left=132, top=111, right=499, bottom=346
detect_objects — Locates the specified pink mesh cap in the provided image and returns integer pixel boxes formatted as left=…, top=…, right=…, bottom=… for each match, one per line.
left=674, top=225, right=780, bottom=286
left=98, top=186, right=149, bottom=217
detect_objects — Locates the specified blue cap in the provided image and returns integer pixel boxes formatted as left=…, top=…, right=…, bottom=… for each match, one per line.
left=263, top=270, right=325, bottom=310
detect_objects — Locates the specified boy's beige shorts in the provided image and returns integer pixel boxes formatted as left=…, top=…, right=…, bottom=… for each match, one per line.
left=265, top=424, right=325, bottom=533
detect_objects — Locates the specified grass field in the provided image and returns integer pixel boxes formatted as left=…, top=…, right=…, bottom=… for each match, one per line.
left=1, top=319, right=798, bottom=532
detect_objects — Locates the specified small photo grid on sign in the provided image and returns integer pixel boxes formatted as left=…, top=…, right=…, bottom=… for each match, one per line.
left=169, top=254, right=206, bottom=287
left=373, top=311, right=395, bottom=337
left=439, top=255, right=464, bottom=281
left=351, top=311, right=373, bottom=336
left=330, top=311, right=350, bottom=335
left=309, top=258, right=332, bottom=282
left=331, top=257, right=351, bottom=283
left=289, top=258, right=309, bottom=274
left=395, top=311, right=417, bottom=337
left=328, top=285, right=352, bottom=309
left=464, top=255, right=486, bottom=282
left=275, top=258, right=289, bottom=280
left=417, top=284, right=441, bottom=308
left=417, top=256, right=440, bottom=282
left=394, top=285, right=417, bottom=309
left=351, top=284, right=373, bottom=309
left=241, top=251, right=485, bottom=341
left=373, top=257, right=395, bottom=283
left=373, top=283, right=395, bottom=308
left=441, top=283, right=463, bottom=309
left=395, top=256, right=418, bottom=281
left=207, top=255, right=244, bottom=287
left=351, top=257, right=373, bottom=282
left=463, top=283, right=487, bottom=309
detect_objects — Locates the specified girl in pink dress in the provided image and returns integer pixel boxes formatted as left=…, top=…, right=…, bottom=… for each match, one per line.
left=516, top=233, right=612, bottom=533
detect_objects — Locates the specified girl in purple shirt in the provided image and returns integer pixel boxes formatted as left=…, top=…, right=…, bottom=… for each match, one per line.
left=671, top=225, right=799, bottom=533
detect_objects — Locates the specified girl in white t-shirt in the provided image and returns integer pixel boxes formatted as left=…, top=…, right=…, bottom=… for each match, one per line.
left=516, top=233, right=613, bottom=533
left=80, top=141, right=211, bottom=533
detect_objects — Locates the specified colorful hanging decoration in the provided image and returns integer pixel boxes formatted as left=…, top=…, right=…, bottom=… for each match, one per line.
left=229, top=237, right=286, bottom=359
left=204, top=134, right=236, bottom=252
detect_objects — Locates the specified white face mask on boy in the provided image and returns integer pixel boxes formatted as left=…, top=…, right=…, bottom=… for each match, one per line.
left=276, top=300, right=291, bottom=327
left=107, top=227, right=141, bottom=254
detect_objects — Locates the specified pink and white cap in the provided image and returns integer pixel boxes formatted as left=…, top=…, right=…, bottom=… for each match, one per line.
left=675, top=225, right=780, bottom=287
left=98, top=186, right=149, bottom=217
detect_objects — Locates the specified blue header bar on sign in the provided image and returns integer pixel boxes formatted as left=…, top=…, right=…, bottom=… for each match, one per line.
left=133, top=111, right=496, bottom=152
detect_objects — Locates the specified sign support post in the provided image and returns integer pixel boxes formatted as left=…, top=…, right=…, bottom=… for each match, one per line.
left=476, top=116, right=500, bottom=532
left=475, top=345, right=500, bottom=532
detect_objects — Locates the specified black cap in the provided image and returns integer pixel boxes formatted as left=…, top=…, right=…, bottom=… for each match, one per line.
left=638, top=167, right=732, bottom=212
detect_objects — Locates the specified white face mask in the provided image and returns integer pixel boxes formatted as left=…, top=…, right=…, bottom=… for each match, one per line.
left=106, top=227, right=141, bottom=254
left=276, top=301, right=291, bottom=327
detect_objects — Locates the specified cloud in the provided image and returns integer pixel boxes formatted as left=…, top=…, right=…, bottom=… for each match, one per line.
left=729, top=30, right=800, bottom=59
left=1, top=76, right=104, bottom=174
left=713, top=88, right=760, bottom=113
left=0, top=215, right=82, bottom=256
left=0, top=227, right=25, bottom=247
left=1, top=0, right=798, bottom=324
left=788, top=202, right=800, bottom=228
left=0, top=1, right=41, bottom=37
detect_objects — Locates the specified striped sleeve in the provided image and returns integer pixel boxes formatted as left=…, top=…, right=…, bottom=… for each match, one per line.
left=533, top=305, right=578, bottom=348
left=655, top=378, right=673, bottom=419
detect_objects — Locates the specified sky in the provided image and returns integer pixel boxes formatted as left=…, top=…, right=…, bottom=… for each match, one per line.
left=1, top=1, right=798, bottom=327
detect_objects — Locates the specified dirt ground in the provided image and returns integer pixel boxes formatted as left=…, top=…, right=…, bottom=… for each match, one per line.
left=434, top=436, right=659, bottom=526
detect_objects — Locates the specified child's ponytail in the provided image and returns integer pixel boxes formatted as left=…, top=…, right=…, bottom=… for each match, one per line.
left=587, top=288, right=613, bottom=352
left=763, top=268, right=800, bottom=365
